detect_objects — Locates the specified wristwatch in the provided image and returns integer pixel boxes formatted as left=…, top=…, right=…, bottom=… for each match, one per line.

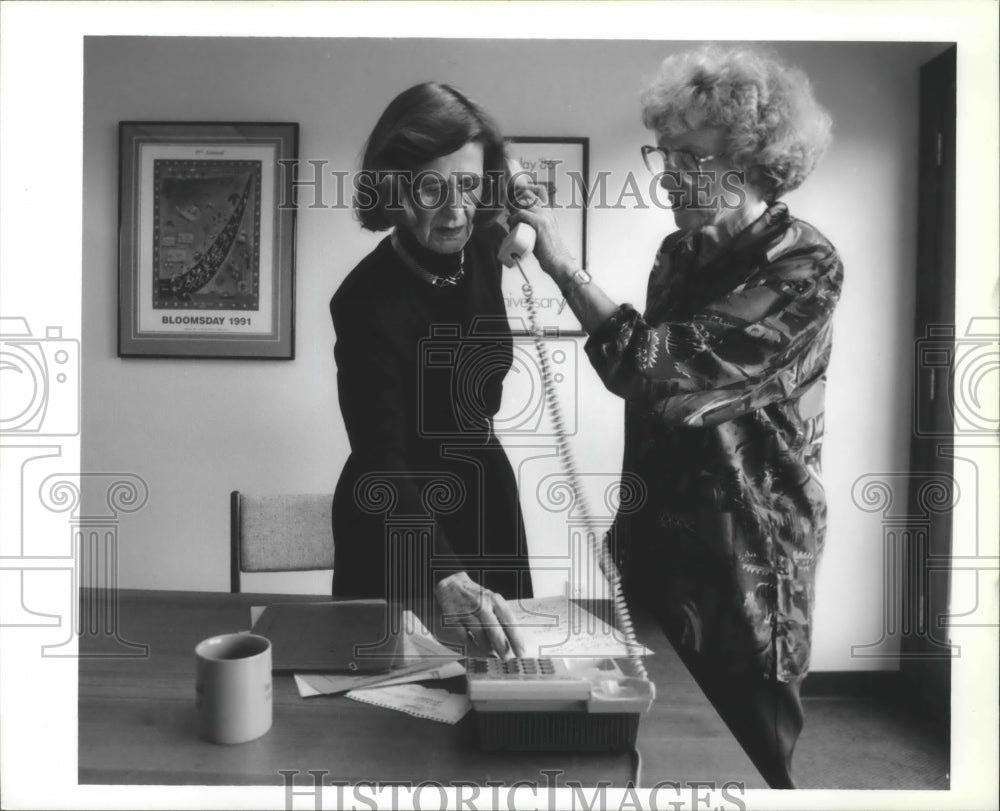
left=560, top=267, right=592, bottom=294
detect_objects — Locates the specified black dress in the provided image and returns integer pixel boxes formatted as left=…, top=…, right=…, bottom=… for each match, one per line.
left=330, top=223, right=533, bottom=620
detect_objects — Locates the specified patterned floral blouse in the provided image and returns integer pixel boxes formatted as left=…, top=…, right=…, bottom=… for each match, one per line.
left=586, top=203, right=843, bottom=682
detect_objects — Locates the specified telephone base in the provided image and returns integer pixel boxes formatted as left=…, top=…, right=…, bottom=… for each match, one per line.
left=474, top=710, right=641, bottom=752
left=467, top=657, right=653, bottom=752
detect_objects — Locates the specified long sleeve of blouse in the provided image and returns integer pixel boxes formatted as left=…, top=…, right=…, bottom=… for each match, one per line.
left=585, top=213, right=843, bottom=428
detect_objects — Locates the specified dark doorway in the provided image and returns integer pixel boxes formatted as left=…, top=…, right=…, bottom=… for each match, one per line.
left=904, top=44, right=956, bottom=729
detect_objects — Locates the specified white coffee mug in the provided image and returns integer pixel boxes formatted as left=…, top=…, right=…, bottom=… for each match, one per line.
left=195, top=632, right=272, bottom=744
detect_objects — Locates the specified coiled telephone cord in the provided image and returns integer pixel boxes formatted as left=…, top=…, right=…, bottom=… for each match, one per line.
left=513, top=257, right=649, bottom=683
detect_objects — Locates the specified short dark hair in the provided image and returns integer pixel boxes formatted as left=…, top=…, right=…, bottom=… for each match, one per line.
left=354, top=82, right=509, bottom=232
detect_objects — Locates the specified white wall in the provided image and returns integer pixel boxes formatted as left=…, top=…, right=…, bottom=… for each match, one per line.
left=82, top=37, right=946, bottom=670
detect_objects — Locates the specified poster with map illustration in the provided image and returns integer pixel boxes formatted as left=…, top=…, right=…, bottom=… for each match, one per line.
left=153, top=159, right=261, bottom=311
left=118, top=122, right=297, bottom=358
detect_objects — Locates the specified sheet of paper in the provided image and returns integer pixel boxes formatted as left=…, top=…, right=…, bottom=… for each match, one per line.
left=394, top=610, right=463, bottom=663
left=294, top=660, right=466, bottom=698
left=346, top=683, right=471, bottom=724
left=368, top=660, right=465, bottom=688
left=506, top=595, right=653, bottom=658
left=293, top=663, right=428, bottom=698
left=294, top=675, right=322, bottom=697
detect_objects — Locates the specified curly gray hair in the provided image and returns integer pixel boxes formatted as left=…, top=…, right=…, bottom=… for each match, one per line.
left=640, top=45, right=833, bottom=200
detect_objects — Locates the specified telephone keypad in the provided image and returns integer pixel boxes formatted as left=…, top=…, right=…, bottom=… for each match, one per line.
left=469, top=658, right=566, bottom=678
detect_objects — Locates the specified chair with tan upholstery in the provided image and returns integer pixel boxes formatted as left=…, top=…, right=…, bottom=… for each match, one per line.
left=229, top=491, right=334, bottom=593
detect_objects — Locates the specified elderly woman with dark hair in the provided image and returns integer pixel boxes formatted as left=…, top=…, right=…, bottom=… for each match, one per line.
left=511, top=45, right=841, bottom=787
left=331, top=82, right=528, bottom=659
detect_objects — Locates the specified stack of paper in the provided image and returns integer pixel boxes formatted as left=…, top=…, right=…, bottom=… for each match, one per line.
left=499, top=595, right=653, bottom=659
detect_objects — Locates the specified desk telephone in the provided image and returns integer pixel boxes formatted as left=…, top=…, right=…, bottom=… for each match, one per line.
left=463, top=197, right=655, bottom=752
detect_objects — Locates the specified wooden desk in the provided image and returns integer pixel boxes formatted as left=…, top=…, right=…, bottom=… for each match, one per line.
left=78, top=589, right=764, bottom=788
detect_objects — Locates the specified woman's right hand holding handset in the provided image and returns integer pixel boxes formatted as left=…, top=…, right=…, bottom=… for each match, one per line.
left=507, top=183, right=579, bottom=285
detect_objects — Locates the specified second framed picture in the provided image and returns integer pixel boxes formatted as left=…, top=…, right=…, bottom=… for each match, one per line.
left=503, top=137, right=589, bottom=336
left=118, top=121, right=298, bottom=359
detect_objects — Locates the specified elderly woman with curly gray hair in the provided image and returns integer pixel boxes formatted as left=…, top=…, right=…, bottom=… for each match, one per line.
left=512, top=45, right=842, bottom=788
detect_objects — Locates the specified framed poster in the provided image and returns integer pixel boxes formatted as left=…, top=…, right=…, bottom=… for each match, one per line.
left=503, top=137, right=589, bottom=336
left=118, top=121, right=298, bottom=358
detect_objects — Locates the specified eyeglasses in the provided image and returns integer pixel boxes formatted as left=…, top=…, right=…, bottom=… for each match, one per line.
left=411, top=172, right=483, bottom=209
left=640, top=145, right=718, bottom=175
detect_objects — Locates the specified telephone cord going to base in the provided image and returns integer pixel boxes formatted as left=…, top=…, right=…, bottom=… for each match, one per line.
left=513, top=257, right=649, bottom=683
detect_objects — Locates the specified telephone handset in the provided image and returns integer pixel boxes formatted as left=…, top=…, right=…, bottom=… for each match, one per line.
left=466, top=209, right=655, bottom=753
left=497, top=222, right=536, bottom=268
left=498, top=159, right=538, bottom=266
